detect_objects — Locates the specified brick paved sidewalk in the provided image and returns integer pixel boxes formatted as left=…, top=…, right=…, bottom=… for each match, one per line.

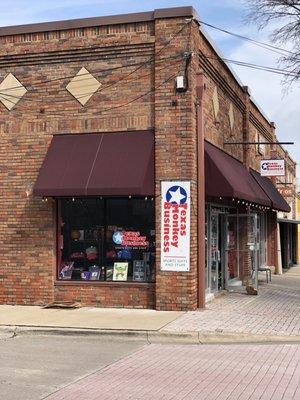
left=44, top=343, right=300, bottom=400
left=162, top=267, right=300, bottom=337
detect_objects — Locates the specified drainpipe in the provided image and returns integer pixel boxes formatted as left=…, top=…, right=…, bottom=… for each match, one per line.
left=196, top=74, right=205, bottom=308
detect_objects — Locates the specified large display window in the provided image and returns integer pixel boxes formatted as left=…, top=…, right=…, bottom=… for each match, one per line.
left=57, top=198, right=155, bottom=283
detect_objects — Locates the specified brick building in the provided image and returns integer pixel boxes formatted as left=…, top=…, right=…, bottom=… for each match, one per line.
left=275, top=146, right=298, bottom=270
left=0, top=6, right=296, bottom=310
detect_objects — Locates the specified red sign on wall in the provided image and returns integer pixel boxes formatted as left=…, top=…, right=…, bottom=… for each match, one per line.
left=277, top=187, right=294, bottom=197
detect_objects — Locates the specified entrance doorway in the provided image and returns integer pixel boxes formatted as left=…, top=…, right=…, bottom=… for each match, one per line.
left=209, top=210, right=227, bottom=293
left=227, top=213, right=259, bottom=290
left=206, top=204, right=260, bottom=299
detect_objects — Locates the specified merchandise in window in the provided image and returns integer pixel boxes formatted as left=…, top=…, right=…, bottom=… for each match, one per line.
left=58, top=198, right=155, bottom=282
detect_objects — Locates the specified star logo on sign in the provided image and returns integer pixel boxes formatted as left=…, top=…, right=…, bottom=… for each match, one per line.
left=261, top=163, right=268, bottom=170
left=166, top=185, right=187, bottom=205
left=112, top=232, right=123, bottom=245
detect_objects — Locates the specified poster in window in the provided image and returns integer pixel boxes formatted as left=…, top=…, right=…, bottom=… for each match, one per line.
left=160, top=181, right=190, bottom=272
left=133, top=260, right=146, bottom=282
left=113, top=262, right=129, bottom=281
left=59, top=262, right=74, bottom=280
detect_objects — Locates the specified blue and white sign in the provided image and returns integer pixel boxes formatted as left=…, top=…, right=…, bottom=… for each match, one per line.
left=161, top=181, right=190, bottom=272
left=260, top=159, right=285, bottom=177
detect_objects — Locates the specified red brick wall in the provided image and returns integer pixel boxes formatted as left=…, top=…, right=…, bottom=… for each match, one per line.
left=0, top=15, right=201, bottom=310
left=196, top=30, right=286, bottom=281
left=54, top=282, right=155, bottom=308
left=154, top=18, right=199, bottom=311
left=0, top=11, right=292, bottom=309
left=267, top=211, right=278, bottom=270
left=0, top=21, right=156, bottom=307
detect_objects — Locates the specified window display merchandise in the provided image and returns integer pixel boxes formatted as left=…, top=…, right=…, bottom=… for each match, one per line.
left=58, top=198, right=155, bottom=282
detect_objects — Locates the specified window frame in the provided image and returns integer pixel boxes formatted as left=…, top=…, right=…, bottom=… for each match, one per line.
left=55, top=197, right=156, bottom=284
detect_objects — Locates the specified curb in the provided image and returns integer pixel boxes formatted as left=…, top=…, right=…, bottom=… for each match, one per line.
left=1, top=325, right=300, bottom=344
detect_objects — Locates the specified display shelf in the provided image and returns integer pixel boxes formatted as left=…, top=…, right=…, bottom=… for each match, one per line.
left=64, top=226, right=104, bottom=280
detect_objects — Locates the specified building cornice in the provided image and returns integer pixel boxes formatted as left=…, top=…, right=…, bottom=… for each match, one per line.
left=0, top=7, right=198, bottom=37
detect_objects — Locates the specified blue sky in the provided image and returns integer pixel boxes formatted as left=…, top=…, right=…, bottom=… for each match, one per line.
left=1, top=0, right=299, bottom=177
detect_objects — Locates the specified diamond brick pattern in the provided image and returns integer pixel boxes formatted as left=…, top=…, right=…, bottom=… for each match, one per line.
left=66, top=67, right=101, bottom=106
left=0, top=73, right=27, bottom=110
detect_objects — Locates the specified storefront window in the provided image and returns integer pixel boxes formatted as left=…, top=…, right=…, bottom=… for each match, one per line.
left=57, top=198, right=155, bottom=283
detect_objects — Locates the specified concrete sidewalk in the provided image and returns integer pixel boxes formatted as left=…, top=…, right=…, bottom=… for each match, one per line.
left=1, top=266, right=299, bottom=343
left=163, top=266, right=300, bottom=340
left=0, top=305, right=182, bottom=331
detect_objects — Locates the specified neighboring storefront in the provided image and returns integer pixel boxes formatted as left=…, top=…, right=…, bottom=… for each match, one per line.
left=275, top=151, right=299, bottom=270
left=278, top=219, right=299, bottom=269
left=204, top=141, right=290, bottom=299
left=0, top=7, right=295, bottom=311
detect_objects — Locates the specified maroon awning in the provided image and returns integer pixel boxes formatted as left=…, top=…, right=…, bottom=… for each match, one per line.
left=205, top=141, right=271, bottom=206
left=250, top=170, right=290, bottom=212
left=33, top=131, right=154, bottom=197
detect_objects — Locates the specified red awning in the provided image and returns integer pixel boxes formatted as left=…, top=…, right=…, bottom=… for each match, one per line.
left=33, top=131, right=154, bottom=197
left=250, top=170, right=290, bottom=212
left=205, top=141, right=271, bottom=206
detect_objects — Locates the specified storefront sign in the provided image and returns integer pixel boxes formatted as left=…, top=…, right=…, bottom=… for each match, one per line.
left=160, top=181, right=190, bottom=272
left=112, top=231, right=149, bottom=247
left=260, top=159, right=285, bottom=176
left=277, top=187, right=294, bottom=197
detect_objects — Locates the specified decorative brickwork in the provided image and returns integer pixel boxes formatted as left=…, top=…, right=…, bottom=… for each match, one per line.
left=0, top=19, right=156, bottom=307
left=0, top=8, right=296, bottom=310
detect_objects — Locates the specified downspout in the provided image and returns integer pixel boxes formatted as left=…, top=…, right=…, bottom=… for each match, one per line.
left=196, top=74, right=205, bottom=308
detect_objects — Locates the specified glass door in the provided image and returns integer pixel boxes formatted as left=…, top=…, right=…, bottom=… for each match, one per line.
left=210, top=213, right=220, bottom=293
left=226, top=213, right=259, bottom=290
left=258, top=213, right=267, bottom=268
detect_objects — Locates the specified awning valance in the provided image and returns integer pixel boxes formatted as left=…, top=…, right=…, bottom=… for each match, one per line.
left=33, top=131, right=154, bottom=197
left=250, top=170, right=290, bottom=213
left=205, top=141, right=271, bottom=207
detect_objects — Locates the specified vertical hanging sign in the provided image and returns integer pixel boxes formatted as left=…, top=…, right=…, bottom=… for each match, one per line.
left=160, top=181, right=190, bottom=271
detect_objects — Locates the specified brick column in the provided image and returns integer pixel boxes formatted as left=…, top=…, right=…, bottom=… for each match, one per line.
left=240, top=87, right=253, bottom=285
left=267, top=211, right=279, bottom=273
left=154, top=18, right=198, bottom=311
